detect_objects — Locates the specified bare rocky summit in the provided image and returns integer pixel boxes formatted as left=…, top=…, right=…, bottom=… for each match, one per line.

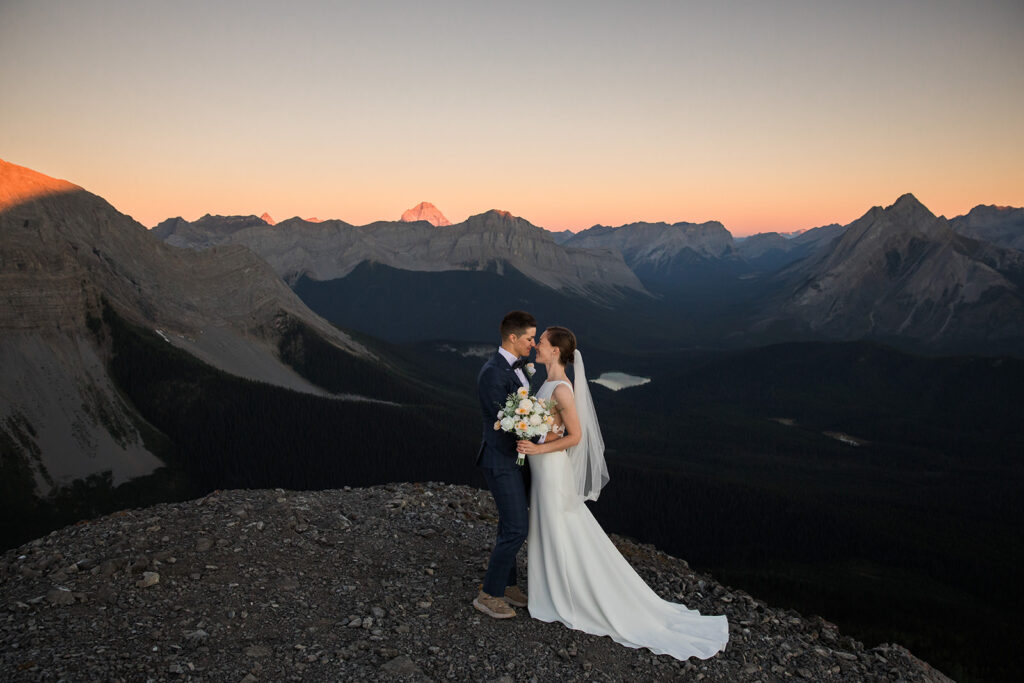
left=0, top=483, right=950, bottom=682
left=401, top=202, right=451, bottom=227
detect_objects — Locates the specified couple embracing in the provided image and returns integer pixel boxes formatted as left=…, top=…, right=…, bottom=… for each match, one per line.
left=473, top=310, right=729, bottom=661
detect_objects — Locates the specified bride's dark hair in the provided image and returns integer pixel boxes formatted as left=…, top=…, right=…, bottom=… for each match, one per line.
left=544, top=326, right=576, bottom=365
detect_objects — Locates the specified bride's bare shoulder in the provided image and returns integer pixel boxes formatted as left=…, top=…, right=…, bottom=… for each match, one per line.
left=551, top=381, right=575, bottom=405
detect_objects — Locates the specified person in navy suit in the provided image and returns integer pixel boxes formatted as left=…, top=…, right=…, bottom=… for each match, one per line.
left=473, top=310, right=537, bottom=619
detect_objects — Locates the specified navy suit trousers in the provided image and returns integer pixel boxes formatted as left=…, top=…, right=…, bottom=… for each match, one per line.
left=479, top=463, right=528, bottom=597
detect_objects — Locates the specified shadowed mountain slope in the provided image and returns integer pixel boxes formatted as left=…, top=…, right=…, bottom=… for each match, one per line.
left=0, top=159, right=376, bottom=497
left=950, top=204, right=1024, bottom=252
left=758, top=194, right=1024, bottom=350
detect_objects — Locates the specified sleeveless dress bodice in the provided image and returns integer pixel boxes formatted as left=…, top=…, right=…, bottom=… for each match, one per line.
left=535, top=379, right=572, bottom=402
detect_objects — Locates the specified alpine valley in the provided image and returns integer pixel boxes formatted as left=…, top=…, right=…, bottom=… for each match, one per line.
left=3, top=158, right=1022, bottom=681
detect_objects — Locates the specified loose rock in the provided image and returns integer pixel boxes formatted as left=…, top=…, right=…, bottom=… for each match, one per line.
left=0, top=484, right=952, bottom=682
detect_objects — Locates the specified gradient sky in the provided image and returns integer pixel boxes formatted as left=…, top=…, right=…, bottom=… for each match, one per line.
left=2, top=0, right=1022, bottom=235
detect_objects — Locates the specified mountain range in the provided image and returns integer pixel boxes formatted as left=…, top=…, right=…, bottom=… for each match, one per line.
left=4, top=158, right=1023, bottom=497
left=764, top=194, right=1024, bottom=346
left=153, top=195, right=1024, bottom=352
left=154, top=209, right=646, bottom=298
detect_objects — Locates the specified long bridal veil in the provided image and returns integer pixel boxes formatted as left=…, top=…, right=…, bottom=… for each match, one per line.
left=567, top=349, right=609, bottom=502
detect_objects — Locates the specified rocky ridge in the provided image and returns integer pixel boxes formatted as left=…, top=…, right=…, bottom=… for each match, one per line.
left=950, top=204, right=1024, bottom=252
left=566, top=220, right=734, bottom=270
left=154, top=210, right=646, bottom=297
left=0, top=483, right=950, bottom=682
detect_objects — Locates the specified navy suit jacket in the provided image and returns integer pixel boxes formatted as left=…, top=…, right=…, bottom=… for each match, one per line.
left=476, top=351, right=528, bottom=469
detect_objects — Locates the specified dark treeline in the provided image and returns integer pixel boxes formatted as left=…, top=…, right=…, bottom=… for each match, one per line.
left=589, top=458, right=1020, bottom=683
left=98, top=304, right=481, bottom=491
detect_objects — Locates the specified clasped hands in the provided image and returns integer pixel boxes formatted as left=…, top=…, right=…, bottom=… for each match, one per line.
left=516, top=425, right=564, bottom=456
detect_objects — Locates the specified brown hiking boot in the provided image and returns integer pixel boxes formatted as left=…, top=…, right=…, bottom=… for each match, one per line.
left=503, top=585, right=528, bottom=607
left=473, top=591, right=515, bottom=619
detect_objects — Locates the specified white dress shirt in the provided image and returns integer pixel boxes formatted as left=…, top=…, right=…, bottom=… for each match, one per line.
left=499, top=346, right=547, bottom=443
left=497, top=347, right=529, bottom=388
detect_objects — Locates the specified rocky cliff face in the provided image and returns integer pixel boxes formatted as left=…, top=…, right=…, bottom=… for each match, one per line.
left=566, top=220, right=734, bottom=270
left=400, top=201, right=451, bottom=227
left=0, top=483, right=950, bottom=682
left=0, top=159, right=367, bottom=493
left=151, top=213, right=272, bottom=249
left=770, top=194, right=1024, bottom=344
left=154, top=210, right=647, bottom=297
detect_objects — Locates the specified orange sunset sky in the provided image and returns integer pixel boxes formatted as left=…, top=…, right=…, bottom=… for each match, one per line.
left=2, top=0, right=1022, bottom=236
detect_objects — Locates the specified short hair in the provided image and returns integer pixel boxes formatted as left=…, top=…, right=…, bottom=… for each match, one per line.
left=500, top=310, right=537, bottom=339
left=544, top=326, right=576, bottom=365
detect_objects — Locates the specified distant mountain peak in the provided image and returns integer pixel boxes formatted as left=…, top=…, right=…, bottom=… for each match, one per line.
left=887, top=193, right=931, bottom=215
left=845, top=194, right=942, bottom=241
left=463, top=209, right=538, bottom=233
left=891, top=192, right=921, bottom=206
left=260, top=212, right=276, bottom=226
left=400, top=202, right=450, bottom=227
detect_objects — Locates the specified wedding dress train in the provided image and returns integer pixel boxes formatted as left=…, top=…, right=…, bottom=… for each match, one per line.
left=526, top=380, right=729, bottom=661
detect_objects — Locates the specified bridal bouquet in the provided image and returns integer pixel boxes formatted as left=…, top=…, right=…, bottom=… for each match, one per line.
left=494, top=386, right=556, bottom=465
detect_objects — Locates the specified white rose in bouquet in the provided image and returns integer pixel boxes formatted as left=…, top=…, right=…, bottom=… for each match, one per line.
left=495, top=388, right=556, bottom=465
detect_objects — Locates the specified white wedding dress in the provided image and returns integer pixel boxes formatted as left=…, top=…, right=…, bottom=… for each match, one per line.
left=526, top=379, right=729, bottom=660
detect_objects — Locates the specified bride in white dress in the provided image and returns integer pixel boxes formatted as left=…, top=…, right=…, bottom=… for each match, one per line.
left=515, top=326, right=729, bottom=661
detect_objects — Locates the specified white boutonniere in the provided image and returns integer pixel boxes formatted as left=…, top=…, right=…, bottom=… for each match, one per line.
left=525, top=362, right=536, bottom=377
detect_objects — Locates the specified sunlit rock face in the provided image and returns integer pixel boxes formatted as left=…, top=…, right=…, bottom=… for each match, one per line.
left=400, top=201, right=451, bottom=227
